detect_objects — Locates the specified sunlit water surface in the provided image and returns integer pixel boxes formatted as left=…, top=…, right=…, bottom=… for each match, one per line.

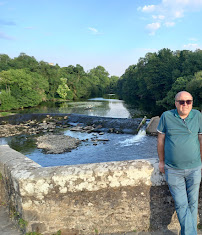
left=16, top=97, right=145, bottom=118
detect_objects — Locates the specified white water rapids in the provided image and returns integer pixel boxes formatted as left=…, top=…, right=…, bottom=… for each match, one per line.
left=119, top=129, right=146, bottom=146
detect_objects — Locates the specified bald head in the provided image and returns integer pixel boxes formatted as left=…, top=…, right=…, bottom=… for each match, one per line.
left=175, top=91, right=193, bottom=101
left=175, top=91, right=193, bottom=119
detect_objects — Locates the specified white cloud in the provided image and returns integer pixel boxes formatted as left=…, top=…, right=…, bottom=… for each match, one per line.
left=174, top=10, right=184, bottom=18
left=88, top=27, right=102, bottom=35
left=142, top=5, right=156, bottom=12
left=163, top=0, right=202, bottom=8
left=164, top=22, right=175, bottom=27
left=146, top=22, right=161, bottom=35
left=183, top=43, right=200, bottom=50
left=138, top=0, right=202, bottom=35
left=152, top=15, right=165, bottom=20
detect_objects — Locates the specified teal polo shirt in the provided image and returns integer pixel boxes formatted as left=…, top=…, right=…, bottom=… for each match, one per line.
left=157, top=109, right=202, bottom=169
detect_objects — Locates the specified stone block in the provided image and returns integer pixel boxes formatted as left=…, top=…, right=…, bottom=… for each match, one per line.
left=146, top=116, right=160, bottom=135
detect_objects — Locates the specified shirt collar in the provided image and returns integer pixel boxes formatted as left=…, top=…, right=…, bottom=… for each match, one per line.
left=174, top=109, right=193, bottom=119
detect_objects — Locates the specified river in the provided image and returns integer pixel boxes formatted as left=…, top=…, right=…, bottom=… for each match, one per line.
left=0, top=97, right=158, bottom=166
left=16, top=97, right=148, bottom=118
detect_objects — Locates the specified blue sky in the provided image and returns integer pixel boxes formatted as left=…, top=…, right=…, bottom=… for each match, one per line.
left=0, top=0, right=202, bottom=76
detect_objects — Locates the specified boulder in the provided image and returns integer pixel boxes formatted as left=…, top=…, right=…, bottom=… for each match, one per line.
left=146, top=116, right=160, bottom=135
left=36, top=134, right=81, bottom=154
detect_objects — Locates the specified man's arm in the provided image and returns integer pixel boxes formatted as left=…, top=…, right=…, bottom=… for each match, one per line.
left=199, top=134, right=202, bottom=161
left=157, top=132, right=165, bottom=173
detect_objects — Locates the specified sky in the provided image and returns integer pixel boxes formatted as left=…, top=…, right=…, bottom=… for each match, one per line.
left=0, top=0, right=202, bottom=77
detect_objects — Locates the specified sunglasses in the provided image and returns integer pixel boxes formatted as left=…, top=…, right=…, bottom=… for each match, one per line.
left=176, top=100, right=193, bottom=105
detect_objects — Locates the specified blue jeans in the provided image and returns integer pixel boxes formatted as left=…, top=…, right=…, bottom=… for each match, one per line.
left=165, top=164, right=201, bottom=235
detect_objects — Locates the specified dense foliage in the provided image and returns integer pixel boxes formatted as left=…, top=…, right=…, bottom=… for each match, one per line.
left=1, top=49, right=201, bottom=114
left=0, top=53, right=119, bottom=111
left=117, top=48, right=202, bottom=114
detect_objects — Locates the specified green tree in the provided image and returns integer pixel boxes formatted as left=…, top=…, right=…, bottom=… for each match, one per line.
left=0, top=54, right=12, bottom=72
left=57, top=78, right=74, bottom=100
left=88, top=66, right=110, bottom=95
left=0, top=90, right=19, bottom=110
left=117, top=48, right=202, bottom=113
left=37, top=61, right=61, bottom=99
left=186, top=71, right=202, bottom=108
left=157, top=75, right=193, bottom=109
left=11, top=53, right=39, bottom=72
left=0, top=69, right=48, bottom=109
left=108, top=76, right=119, bottom=93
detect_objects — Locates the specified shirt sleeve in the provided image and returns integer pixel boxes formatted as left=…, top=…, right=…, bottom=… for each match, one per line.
left=199, top=112, right=202, bottom=134
left=157, top=112, right=166, bottom=134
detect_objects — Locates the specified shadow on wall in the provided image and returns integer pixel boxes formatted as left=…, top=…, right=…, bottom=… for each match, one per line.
left=148, top=161, right=179, bottom=234
left=149, top=171, right=202, bottom=234
left=149, top=185, right=177, bottom=234
left=198, top=186, right=202, bottom=229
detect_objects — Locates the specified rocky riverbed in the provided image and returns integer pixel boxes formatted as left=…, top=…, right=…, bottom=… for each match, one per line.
left=0, top=116, right=112, bottom=138
left=36, top=134, right=81, bottom=154
left=0, top=114, right=127, bottom=154
left=0, top=114, right=159, bottom=155
left=0, top=113, right=145, bottom=138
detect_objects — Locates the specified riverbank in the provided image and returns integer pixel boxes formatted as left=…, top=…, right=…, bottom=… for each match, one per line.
left=0, top=112, right=16, bottom=117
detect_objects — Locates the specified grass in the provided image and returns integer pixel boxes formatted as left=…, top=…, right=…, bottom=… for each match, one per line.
left=0, top=112, right=15, bottom=117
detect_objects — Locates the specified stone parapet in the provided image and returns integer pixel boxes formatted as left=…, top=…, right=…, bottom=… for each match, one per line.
left=0, top=145, right=181, bottom=235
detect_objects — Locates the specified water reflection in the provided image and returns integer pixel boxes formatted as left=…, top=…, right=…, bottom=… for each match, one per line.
left=16, top=98, right=135, bottom=118
left=1, top=135, right=37, bottom=154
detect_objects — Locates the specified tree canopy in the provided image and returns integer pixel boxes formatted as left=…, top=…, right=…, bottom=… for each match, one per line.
left=117, top=48, right=202, bottom=114
left=0, top=49, right=201, bottom=114
left=0, top=53, right=117, bottom=111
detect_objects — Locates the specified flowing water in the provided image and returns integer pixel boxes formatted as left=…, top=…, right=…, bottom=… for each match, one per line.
left=0, top=97, right=158, bottom=166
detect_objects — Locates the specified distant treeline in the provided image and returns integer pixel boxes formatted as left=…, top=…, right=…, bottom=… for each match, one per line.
left=117, top=48, right=202, bottom=113
left=0, top=49, right=202, bottom=113
left=0, top=53, right=119, bottom=111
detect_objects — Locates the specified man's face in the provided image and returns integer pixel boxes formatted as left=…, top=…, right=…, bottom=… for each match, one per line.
left=175, top=92, right=193, bottom=118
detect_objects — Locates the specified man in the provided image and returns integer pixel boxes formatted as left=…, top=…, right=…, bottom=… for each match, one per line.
left=157, top=91, right=202, bottom=235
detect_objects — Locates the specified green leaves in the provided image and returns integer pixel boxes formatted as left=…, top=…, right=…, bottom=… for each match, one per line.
left=0, top=53, right=115, bottom=111
left=0, top=69, right=49, bottom=110
left=57, top=78, right=74, bottom=100
left=117, top=49, right=202, bottom=113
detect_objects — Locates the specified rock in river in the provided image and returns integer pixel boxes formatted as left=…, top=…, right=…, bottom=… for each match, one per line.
left=36, top=134, right=81, bottom=154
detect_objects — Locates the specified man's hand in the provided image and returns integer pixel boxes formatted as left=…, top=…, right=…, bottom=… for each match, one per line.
left=159, top=161, right=165, bottom=173
left=157, top=133, right=165, bottom=173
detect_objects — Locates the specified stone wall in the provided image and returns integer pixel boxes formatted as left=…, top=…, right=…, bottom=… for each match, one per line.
left=0, top=145, right=181, bottom=235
